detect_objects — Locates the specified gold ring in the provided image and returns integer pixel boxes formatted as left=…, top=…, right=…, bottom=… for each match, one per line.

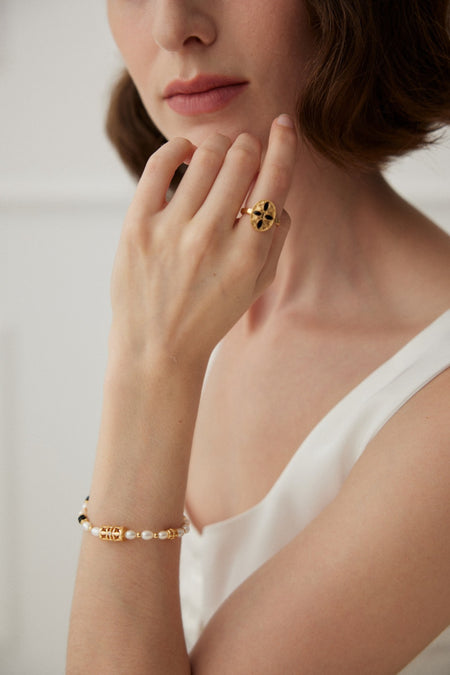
left=240, top=199, right=280, bottom=232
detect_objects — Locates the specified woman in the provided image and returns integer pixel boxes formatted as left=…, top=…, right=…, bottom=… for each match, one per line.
left=67, top=1, right=450, bottom=672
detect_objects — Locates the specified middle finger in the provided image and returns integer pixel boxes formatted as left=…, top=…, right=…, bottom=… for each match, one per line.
left=195, top=132, right=262, bottom=228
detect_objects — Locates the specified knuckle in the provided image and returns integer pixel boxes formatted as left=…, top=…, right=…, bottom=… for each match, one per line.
left=228, top=143, right=260, bottom=169
left=181, top=222, right=214, bottom=256
left=168, top=136, right=194, bottom=155
left=198, top=143, right=222, bottom=160
left=122, top=208, right=164, bottom=252
left=232, top=246, right=262, bottom=279
left=143, top=152, right=163, bottom=177
left=122, top=217, right=149, bottom=252
left=171, top=136, right=193, bottom=148
left=195, top=143, right=226, bottom=171
left=199, top=132, right=231, bottom=153
left=144, top=137, right=192, bottom=173
left=230, top=133, right=260, bottom=159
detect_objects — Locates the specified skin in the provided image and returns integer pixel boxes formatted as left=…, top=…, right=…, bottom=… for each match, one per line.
left=107, top=0, right=314, bottom=148
left=67, top=1, right=450, bottom=672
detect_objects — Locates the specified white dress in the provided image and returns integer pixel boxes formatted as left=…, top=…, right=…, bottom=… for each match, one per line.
left=180, top=310, right=450, bottom=673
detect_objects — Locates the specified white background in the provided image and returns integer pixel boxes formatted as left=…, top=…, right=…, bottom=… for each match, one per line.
left=1, top=2, right=449, bottom=673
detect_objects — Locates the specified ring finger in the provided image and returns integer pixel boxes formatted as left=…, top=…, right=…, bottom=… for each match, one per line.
left=236, top=114, right=297, bottom=247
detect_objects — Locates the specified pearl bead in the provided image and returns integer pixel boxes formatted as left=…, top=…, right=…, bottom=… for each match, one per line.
left=78, top=499, right=190, bottom=545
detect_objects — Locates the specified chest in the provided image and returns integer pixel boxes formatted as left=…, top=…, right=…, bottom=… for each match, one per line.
left=186, top=321, right=411, bottom=531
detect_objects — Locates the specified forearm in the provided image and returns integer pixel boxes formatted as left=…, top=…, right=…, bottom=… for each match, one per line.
left=67, top=118, right=297, bottom=673
left=67, top=350, right=205, bottom=674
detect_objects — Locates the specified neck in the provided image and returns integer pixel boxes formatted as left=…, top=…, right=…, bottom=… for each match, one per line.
left=246, top=142, right=414, bottom=330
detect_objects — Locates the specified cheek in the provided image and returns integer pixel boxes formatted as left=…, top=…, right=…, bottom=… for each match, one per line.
left=106, top=1, right=127, bottom=48
left=106, top=2, right=154, bottom=83
left=244, top=0, right=315, bottom=86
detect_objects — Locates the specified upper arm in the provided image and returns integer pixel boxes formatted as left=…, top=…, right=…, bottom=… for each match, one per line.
left=190, top=368, right=450, bottom=674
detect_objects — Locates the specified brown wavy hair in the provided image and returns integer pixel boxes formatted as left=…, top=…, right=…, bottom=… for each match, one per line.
left=106, top=0, right=450, bottom=181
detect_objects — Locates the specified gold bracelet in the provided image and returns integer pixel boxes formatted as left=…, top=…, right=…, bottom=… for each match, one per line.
left=77, top=496, right=190, bottom=542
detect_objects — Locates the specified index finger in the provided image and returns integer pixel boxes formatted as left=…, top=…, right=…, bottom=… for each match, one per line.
left=128, top=137, right=196, bottom=221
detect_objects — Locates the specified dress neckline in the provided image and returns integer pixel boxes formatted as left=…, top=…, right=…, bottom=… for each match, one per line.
left=188, top=310, right=450, bottom=536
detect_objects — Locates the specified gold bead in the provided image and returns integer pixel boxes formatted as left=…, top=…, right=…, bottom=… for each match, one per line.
left=98, top=526, right=126, bottom=542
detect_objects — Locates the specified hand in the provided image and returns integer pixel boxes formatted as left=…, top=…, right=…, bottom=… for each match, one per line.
left=109, top=115, right=298, bottom=368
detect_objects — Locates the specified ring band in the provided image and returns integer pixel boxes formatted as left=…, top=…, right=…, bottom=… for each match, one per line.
left=240, top=199, right=280, bottom=232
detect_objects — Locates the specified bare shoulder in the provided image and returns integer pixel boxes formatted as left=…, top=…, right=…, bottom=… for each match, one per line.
left=355, top=363, right=450, bottom=481
left=344, top=364, right=450, bottom=563
left=191, top=366, right=450, bottom=674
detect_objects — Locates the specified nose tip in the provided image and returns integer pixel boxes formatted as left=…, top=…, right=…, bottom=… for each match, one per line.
left=152, top=5, right=216, bottom=52
left=154, top=26, right=194, bottom=52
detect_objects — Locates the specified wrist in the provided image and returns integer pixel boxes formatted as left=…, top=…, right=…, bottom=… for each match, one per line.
left=90, top=340, right=207, bottom=524
left=107, top=323, right=212, bottom=380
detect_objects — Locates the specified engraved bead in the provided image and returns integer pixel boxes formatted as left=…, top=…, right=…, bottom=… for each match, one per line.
left=78, top=498, right=190, bottom=544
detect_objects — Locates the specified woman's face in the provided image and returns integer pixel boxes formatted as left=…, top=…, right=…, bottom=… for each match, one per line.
left=107, top=0, right=315, bottom=148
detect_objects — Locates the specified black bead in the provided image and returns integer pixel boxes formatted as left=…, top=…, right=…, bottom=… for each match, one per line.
left=265, top=214, right=273, bottom=220
left=264, top=201, right=270, bottom=210
left=78, top=514, right=87, bottom=524
left=257, top=219, right=264, bottom=229
left=254, top=210, right=262, bottom=217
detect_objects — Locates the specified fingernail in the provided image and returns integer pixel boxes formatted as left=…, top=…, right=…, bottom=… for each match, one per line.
left=276, top=114, right=295, bottom=129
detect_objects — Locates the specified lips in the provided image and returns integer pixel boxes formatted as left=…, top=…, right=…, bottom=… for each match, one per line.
left=163, top=74, right=248, bottom=116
